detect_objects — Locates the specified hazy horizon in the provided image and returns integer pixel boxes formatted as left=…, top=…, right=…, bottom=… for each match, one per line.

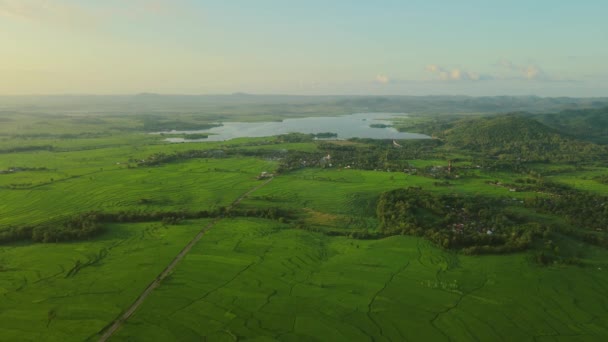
left=1, top=0, right=607, bottom=97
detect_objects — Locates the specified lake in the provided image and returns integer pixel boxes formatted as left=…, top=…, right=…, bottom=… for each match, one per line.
left=160, top=113, right=430, bottom=142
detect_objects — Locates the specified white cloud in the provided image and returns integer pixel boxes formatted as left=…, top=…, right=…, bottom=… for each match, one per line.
left=425, top=64, right=492, bottom=81
left=426, top=64, right=440, bottom=73
left=426, top=61, right=556, bottom=82
left=497, top=60, right=549, bottom=80
left=375, top=74, right=390, bottom=84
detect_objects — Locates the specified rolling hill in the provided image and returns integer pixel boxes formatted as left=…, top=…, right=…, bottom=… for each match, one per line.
left=442, top=115, right=607, bottom=162
left=533, top=107, right=608, bottom=144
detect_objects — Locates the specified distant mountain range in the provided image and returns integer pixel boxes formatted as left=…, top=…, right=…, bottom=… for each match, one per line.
left=1, top=95, right=607, bottom=116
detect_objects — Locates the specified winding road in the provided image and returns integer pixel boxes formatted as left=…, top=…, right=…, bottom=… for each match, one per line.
left=97, top=177, right=274, bottom=341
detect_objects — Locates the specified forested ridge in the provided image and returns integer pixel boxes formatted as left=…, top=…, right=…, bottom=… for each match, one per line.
left=532, top=107, right=608, bottom=144
left=441, top=115, right=608, bottom=162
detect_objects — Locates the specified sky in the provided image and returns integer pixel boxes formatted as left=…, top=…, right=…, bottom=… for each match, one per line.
left=1, top=0, right=607, bottom=96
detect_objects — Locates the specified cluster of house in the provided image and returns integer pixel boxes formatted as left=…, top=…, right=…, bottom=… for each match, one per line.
left=451, top=222, right=494, bottom=235
left=257, top=171, right=274, bottom=179
left=0, top=167, right=25, bottom=175
left=319, top=154, right=332, bottom=167
left=487, top=180, right=518, bottom=192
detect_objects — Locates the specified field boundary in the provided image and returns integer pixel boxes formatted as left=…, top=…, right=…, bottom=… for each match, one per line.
left=97, top=177, right=274, bottom=341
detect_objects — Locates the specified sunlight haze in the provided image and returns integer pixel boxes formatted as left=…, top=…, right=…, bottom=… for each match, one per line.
left=1, top=0, right=607, bottom=96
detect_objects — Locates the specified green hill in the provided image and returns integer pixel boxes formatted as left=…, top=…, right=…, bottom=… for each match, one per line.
left=533, top=107, right=608, bottom=144
left=442, top=115, right=607, bottom=162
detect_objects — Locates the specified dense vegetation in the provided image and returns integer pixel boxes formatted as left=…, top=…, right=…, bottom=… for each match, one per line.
left=278, top=139, right=440, bottom=172
left=534, top=107, right=608, bottom=144
left=1, top=98, right=608, bottom=341
left=0, top=212, right=104, bottom=244
left=0, top=207, right=295, bottom=244
left=525, top=192, right=608, bottom=249
left=376, top=187, right=541, bottom=254
left=441, top=115, right=608, bottom=162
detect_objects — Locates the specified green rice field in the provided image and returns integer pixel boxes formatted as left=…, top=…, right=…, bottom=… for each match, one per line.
left=1, top=112, right=607, bottom=341
left=112, top=218, right=608, bottom=341
left=0, top=221, right=208, bottom=341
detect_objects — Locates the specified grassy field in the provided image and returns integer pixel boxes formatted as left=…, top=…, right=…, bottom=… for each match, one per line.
left=0, top=220, right=209, bottom=341
left=241, top=167, right=540, bottom=227
left=0, top=157, right=276, bottom=226
left=1, top=110, right=608, bottom=341
left=546, top=169, right=608, bottom=194
left=112, top=218, right=608, bottom=341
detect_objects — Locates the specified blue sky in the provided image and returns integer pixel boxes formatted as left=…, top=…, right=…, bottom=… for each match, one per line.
left=0, top=0, right=606, bottom=96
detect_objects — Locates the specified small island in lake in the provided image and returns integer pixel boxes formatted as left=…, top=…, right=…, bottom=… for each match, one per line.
left=370, top=123, right=392, bottom=128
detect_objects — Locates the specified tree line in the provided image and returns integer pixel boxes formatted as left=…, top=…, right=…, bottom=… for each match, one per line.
left=375, top=186, right=608, bottom=255
left=376, top=187, right=545, bottom=254
left=525, top=192, right=608, bottom=247
left=0, top=207, right=295, bottom=245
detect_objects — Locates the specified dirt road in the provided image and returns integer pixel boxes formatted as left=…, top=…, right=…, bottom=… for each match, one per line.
left=97, top=178, right=273, bottom=341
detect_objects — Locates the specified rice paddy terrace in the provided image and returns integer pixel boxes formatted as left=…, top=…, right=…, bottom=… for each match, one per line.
left=1, top=111, right=607, bottom=341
